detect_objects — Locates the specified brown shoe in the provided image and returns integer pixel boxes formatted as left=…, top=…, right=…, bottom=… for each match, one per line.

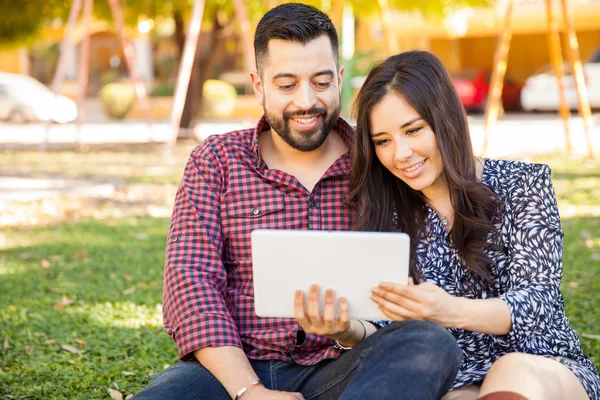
left=478, top=392, right=528, bottom=400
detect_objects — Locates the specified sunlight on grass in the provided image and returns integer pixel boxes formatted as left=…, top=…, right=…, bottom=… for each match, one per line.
left=66, top=301, right=164, bottom=329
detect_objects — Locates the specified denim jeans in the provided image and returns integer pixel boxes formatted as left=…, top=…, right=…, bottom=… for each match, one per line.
left=133, top=320, right=462, bottom=400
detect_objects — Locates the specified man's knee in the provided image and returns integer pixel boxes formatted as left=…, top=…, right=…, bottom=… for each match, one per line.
left=379, top=320, right=462, bottom=371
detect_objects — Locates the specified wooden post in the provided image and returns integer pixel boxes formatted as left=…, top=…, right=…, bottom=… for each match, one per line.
left=75, top=0, right=93, bottom=149
left=559, top=0, right=595, bottom=159
left=165, top=0, right=206, bottom=156
left=107, top=0, right=153, bottom=136
left=544, top=0, right=572, bottom=153
left=377, top=0, right=398, bottom=55
left=481, top=0, right=513, bottom=156
left=42, top=0, right=83, bottom=151
left=232, top=0, right=256, bottom=73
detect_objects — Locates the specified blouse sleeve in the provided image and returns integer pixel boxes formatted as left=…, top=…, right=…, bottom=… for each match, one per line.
left=494, top=164, right=564, bottom=350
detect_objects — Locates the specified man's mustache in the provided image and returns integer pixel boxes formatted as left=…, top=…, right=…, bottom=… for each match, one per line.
left=284, top=108, right=327, bottom=119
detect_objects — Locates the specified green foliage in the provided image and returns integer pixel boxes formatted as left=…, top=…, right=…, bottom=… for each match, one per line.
left=202, top=79, right=238, bottom=119
left=0, top=1, right=47, bottom=48
left=150, top=86, right=175, bottom=97
left=99, top=82, right=136, bottom=119
left=0, top=0, right=494, bottom=48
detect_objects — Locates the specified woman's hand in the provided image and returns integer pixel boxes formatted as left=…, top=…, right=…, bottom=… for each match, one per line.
left=371, top=278, right=463, bottom=328
left=294, top=284, right=351, bottom=341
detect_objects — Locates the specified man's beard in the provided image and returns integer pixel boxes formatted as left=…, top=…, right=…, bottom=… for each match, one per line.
left=264, top=100, right=341, bottom=152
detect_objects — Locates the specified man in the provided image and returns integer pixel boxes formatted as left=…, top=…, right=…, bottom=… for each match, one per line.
left=134, top=4, right=461, bottom=399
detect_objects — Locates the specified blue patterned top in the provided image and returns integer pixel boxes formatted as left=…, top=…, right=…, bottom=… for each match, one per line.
left=413, top=159, right=600, bottom=398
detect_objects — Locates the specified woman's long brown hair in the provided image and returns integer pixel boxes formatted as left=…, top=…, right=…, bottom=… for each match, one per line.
left=348, top=51, right=502, bottom=290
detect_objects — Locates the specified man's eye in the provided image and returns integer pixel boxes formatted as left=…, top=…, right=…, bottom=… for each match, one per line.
left=314, top=82, right=331, bottom=89
left=279, top=84, right=295, bottom=91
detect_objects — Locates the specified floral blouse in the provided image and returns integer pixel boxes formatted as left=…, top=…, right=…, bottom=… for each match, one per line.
left=413, top=159, right=600, bottom=398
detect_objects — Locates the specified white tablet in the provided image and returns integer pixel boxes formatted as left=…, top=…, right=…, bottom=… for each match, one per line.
left=251, top=229, right=410, bottom=320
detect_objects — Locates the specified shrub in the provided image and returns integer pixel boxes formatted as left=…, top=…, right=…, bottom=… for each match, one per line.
left=202, top=79, right=237, bottom=119
left=99, top=83, right=136, bottom=119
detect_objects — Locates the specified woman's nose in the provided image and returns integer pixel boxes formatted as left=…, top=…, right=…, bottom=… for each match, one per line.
left=393, top=140, right=414, bottom=162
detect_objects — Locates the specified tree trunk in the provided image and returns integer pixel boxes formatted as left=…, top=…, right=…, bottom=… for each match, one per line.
left=179, top=10, right=231, bottom=133
left=173, top=9, right=186, bottom=55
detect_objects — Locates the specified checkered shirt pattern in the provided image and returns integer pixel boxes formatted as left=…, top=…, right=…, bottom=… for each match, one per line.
left=163, top=116, right=376, bottom=364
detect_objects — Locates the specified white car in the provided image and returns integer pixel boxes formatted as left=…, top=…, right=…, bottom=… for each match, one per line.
left=521, top=48, right=600, bottom=111
left=0, top=73, right=78, bottom=123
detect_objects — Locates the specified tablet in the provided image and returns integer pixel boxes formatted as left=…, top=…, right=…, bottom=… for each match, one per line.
left=251, top=229, right=410, bottom=320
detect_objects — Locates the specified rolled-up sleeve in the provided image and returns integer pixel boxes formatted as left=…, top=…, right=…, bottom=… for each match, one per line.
left=494, top=164, right=563, bottom=349
left=162, top=141, right=241, bottom=360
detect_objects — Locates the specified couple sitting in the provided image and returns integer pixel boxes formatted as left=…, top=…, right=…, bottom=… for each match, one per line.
left=134, top=3, right=600, bottom=400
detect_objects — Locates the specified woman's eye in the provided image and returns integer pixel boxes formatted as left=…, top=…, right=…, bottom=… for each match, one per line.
left=406, top=127, right=422, bottom=136
left=375, top=139, right=390, bottom=147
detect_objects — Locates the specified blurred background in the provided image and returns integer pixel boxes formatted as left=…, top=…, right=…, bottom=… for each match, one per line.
left=0, top=0, right=598, bottom=398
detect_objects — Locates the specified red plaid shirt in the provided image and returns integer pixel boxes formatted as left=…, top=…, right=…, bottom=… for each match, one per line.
left=163, top=116, right=358, bottom=364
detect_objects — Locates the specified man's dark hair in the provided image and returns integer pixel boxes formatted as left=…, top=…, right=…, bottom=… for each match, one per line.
left=254, top=3, right=339, bottom=75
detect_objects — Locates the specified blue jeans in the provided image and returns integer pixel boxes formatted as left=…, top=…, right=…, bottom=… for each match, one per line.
left=133, top=321, right=461, bottom=399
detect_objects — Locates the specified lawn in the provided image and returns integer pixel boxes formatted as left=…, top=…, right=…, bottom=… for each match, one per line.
left=0, top=146, right=599, bottom=399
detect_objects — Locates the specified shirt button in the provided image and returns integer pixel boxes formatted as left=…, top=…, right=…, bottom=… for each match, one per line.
left=252, top=208, right=260, bottom=216
left=309, top=200, right=318, bottom=208
left=171, top=236, right=179, bottom=242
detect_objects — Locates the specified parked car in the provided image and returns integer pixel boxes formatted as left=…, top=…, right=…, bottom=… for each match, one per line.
left=520, top=46, right=600, bottom=111
left=0, top=73, right=78, bottom=123
left=451, top=68, right=523, bottom=113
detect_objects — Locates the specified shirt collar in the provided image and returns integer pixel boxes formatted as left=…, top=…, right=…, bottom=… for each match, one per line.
left=250, top=115, right=355, bottom=166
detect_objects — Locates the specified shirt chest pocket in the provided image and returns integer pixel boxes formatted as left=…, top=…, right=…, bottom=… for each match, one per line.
left=223, top=197, right=286, bottom=237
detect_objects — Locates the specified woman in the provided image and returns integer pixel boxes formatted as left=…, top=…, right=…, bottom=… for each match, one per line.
left=348, top=51, right=600, bottom=400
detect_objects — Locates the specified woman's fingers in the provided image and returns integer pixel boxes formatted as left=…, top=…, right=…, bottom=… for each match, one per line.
left=372, top=295, right=416, bottom=321
left=371, top=286, right=421, bottom=313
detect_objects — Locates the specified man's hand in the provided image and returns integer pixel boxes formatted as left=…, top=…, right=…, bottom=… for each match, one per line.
left=294, top=284, right=351, bottom=341
left=246, top=386, right=305, bottom=399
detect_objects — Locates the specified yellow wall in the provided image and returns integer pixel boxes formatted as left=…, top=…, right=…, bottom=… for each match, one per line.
left=430, top=29, right=600, bottom=83
left=355, top=2, right=600, bottom=83
left=0, top=49, right=25, bottom=74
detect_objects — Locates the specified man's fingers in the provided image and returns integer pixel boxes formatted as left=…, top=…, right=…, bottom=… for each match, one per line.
left=338, top=297, right=350, bottom=331
left=323, top=288, right=336, bottom=331
left=294, top=290, right=310, bottom=325
left=306, top=284, right=323, bottom=326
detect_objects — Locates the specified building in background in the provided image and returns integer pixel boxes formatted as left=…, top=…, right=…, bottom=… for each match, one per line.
left=356, top=0, right=600, bottom=84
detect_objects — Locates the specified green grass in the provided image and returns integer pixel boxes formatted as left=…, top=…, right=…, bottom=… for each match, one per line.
left=0, top=218, right=178, bottom=398
left=1, top=149, right=599, bottom=398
